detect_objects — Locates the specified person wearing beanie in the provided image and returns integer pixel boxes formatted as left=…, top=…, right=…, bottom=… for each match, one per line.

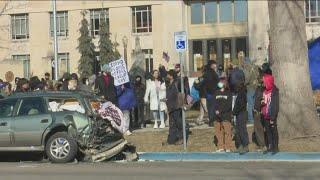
left=213, top=78, right=233, bottom=152
left=261, top=74, right=279, bottom=154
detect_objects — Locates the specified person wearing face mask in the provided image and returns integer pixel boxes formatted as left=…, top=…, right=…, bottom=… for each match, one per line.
left=133, top=76, right=146, bottom=128
left=213, top=77, right=233, bottom=152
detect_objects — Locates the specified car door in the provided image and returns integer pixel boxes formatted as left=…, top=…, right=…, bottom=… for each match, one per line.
left=13, top=97, right=53, bottom=147
left=0, top=99, right=18, bottom=147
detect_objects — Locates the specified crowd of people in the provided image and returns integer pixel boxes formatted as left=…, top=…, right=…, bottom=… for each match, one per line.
left=190, top=59, right=279, bottom=154
left=0, top=58, right=279, bottom=153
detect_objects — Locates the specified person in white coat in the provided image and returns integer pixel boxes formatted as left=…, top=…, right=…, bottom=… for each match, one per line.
left=144, top=70, right=167, bottom=129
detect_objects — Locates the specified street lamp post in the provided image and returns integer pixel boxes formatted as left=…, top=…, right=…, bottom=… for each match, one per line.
left=122, top=36, right=128, bottom=67
left=52, top=0, right=59, bottom=80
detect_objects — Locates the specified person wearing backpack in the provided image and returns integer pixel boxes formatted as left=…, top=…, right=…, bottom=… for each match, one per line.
left=261, top=74, right=279, bottom=154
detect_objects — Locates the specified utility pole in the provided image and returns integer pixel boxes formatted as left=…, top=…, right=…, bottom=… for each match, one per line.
left=52, top=0, right=59, bottom=80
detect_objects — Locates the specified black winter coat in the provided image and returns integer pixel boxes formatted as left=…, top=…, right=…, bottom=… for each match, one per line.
left=166, top=80, right=180, bottom=113
left=213, top=90, right=233, bottom=121
left=269, top=87, right=280, bottom=122
left=134, top=82, right=146, bottom=104
left=233, top=87, right=247, bottom=116
left=203, top=69, right=219, bottom=95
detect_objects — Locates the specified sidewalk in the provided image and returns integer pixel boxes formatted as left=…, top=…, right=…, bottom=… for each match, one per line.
left=138, top=152, right=320, bottom=162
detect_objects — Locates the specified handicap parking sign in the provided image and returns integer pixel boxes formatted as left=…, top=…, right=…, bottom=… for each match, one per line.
left=174, top=31, right=187, bottom=52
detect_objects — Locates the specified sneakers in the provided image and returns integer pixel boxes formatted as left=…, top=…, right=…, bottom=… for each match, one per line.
left=225, top=149, right=231, bottom=153
left=216, top=149, right=225, bottom=153
left=153, top=122, right=159, bottom=129
left=125, top=130, right=132, bottom=136
left=159, top=123, right=166, bottom=129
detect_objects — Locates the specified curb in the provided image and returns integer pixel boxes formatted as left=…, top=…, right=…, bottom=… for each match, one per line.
left=138, top=152, right=320, bottom=162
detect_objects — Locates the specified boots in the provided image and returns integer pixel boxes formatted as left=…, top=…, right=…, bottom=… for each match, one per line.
left=153, top=121, right=159, bottom=129
left=159, top=119, right=165, bottom=129
left=234, top=145, right=243, bottom=153
left=240, top=146, right=249, bottom=155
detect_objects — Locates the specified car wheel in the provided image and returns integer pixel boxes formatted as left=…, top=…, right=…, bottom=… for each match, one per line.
left=45, top=132, right=78, bottom=163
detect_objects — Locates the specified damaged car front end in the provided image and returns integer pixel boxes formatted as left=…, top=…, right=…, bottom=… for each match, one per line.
left=45, top=92, right=138, bottom=163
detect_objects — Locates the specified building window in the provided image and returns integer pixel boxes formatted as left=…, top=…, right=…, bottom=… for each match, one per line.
left=207, top=40, right=217, bottom=61
left=192, top=41, right=204, bottom=72
left=306, top=0, right=320, bottom=23
left=190, top=1, right=247, bottom=24
left=234, top=0, right=248, bottom=22
left=11, top=14, right=29, bottom=40
left=58, top=53, right=70, bottom=78
left=90, top=9, right=109, bottom=37
left=12, top=55, right=30, bottom=78
left=132, top=6, right=152, bottom=33
left=50, top=11, right=68, bottom=37
left=205, top=1, right=217, bottom=24
left=142, top=49, right=153, bottom=73
left=219, top=0, right=233, bottom=23
left=191, top=3, right=203, bottom=24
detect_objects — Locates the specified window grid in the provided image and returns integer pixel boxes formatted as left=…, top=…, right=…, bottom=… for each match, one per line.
left=89, top=9, right=109, bottom=37
left=190, top=0, right=247, bottom=25
left=50, top=11, right=68, bottom=37
left=11, top=14, right=29, bottom=40
left=306, top=0, right=320, bottom=23
left=142, top=49, right=153, bottom=73
left=132, top=6, right=152, bottom=33
left=12, top=54, right=30, bottom=78
left=58, top=53, right=70, bottom=78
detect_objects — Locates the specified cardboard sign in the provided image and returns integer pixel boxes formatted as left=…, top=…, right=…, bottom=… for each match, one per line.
left=109, top=58, right=130, bottom=86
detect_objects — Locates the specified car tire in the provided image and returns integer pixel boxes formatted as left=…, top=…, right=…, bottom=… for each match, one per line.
left=45, top=132, right=78, bottom=163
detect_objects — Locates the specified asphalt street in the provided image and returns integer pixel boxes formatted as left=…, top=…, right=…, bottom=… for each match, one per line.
left=0, top=161, right=319, bottom=180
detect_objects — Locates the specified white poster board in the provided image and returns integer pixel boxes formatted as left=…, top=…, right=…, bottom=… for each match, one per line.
left=109, top=58, right=130, bottom=86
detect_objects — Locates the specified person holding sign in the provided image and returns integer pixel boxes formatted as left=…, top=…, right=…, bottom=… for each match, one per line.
left=144, top=70, right=167, bottom=129
left=95, top=64, right=117, bottom=105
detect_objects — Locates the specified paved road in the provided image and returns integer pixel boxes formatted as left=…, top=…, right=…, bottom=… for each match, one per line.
left=0, top=161, right=319, bottom=180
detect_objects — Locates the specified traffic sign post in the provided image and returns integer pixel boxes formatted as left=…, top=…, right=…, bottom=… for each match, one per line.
left=174, top=31, right=187, bottom=151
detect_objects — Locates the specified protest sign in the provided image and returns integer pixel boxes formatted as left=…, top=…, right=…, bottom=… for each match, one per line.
left=109, top=58, right=130, bottom=86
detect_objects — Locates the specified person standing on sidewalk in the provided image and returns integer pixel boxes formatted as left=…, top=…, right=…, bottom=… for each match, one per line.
left=261, top=74, right=279, bottom=154
left=144, top=70, right=167, bottom=129
left=213, top=78, right=233, bottom=152
left=253, top=70, right=266, bottom=151
left=242, top=59, right=260, bottom=124
left=133, top=75, right=146, bottom=128
left=166, top=70, right=184, bottom=145
left=233, top=83, right=249, bottom=154
left=203, top=60, right=219, bottom=127
left=116, top=82, right=137, bottom=136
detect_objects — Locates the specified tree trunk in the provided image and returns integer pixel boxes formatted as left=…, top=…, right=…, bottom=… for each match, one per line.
left=268, top=1, right=320, bottom=138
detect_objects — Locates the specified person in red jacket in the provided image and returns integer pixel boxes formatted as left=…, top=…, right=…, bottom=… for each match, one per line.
left=261, top=74, right=279, bottom=154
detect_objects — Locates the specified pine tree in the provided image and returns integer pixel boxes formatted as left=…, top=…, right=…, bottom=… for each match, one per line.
left=99, top=12, right=116, bottom=65
left=77, top=11, right=95, bottom=79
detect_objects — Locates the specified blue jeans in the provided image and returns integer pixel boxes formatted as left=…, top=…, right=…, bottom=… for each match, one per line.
left=247, top=88, right=255, bottom=123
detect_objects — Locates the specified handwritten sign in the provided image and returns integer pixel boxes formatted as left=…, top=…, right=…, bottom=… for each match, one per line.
left=109, top=58, right=130, bottom=86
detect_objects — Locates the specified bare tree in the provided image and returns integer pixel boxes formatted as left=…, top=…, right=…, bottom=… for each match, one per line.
left=268, top=1, right=320, bottom=138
